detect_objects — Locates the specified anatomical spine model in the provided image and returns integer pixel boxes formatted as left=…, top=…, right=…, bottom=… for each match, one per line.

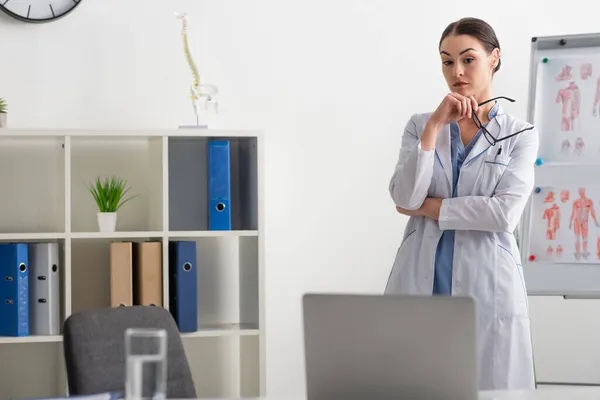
left=175, top=12, right=219, bottom=125
left=569, top=188, right=599, bottom=260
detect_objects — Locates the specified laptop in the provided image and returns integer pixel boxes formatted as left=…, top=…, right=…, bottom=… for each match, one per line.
left=302, top=293, right=478, bottom=400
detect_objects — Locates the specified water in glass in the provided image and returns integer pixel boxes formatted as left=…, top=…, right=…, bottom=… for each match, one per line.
left=125, top=328, right=167, bottom=400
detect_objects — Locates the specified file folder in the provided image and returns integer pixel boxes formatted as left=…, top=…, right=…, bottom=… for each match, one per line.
left=110, top=242, right=133, bottom=307
left=0, top=243, right=29, bottom=336
left=169, top=241, right=197, bottom=332
left=29, top=242, right=60, bottom=335
left=133, top=241, right=163, bottom=307
left=208, top=139, right=232, bottom=230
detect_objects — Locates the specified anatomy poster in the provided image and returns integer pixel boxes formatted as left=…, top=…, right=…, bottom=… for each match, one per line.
left=534, top=53, right=600, bottom=164
left=529, top=186, right=600, bottom=264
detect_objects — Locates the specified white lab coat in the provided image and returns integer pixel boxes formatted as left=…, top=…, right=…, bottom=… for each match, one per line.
left=385, top=103, right=538, bottom=391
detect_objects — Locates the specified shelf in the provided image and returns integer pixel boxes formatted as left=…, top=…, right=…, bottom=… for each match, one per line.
left=0, top=232, right=66, bottom=241
left=0, top=325, right=258, bottom=344
left=0, top=136, right=65, bottom=234
left=70, top=136, right=163, bottom=232
left=184, top=236, right=259, bottom=330
left=168, top=136, right=258, bottom=231
left=0, top=335, right=63, bottom=344
left=181, top=323, right=259, bottom=338
left=71, top=238, right=133, bottom=314
left=70, top=231, right=164, bottom=239
left=0, top=128, right=263, bottom=399
left=0, top=128, right=261, bottom=138
left=0, top=326, right=258, bottom=344
left=183, top=336, right=241, bottom=398
left=68, top=231, right=258, bottom=239
left=168, top=230, right=258, bottom=238
left=240, top=335, right=261, bottom=397
left=0, top=342, right=65, bottom=399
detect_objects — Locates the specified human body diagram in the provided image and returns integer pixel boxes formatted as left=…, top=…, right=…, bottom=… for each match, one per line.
left=569, top=188, right=599, bottom=260
left=581, top=62, right=593, bottom=80
left=543, top=203, right=560, bottom=240
left=541, top=192, right=561, bottom=258
left=547, top=244, right=564, bottom=257
left=556, top=80, right=581, bottom=132
left=560, top=137, right=586, bottom=157
left=551, top=62, right=600, bottom=157
left=537, top=188, right=600, bottom=262
left=561, top=139, right=571, bottom=155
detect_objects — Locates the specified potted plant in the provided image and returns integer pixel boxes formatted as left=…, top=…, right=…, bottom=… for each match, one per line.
left=88, top=176, right=137, bottom=232
left=0, top=98, right=7, bottom=128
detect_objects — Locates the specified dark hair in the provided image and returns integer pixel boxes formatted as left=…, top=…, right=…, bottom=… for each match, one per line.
left=439, top=17, right=501, bottom=73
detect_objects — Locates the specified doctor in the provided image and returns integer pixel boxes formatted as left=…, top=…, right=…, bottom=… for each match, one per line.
left=385, top=17, right=538, bottom=391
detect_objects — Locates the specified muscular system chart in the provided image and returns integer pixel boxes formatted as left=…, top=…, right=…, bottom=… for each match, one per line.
left=534, top=54, right=600, bottom=164
left=519, top=34, right=600, bottom=295
left=530, top=186, right=600, bottom=263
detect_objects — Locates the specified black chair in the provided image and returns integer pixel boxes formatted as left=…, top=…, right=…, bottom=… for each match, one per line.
left=63, top=305, right=196, bottom=398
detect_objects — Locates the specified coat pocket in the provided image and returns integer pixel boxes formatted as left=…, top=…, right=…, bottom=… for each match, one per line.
left=479, top=154, right=512, bottom=197
left=395, top=229, right=418, bottom=268
left=496, top=244, right=529, bottom=318
left=385, top=229, right=419, bottom=293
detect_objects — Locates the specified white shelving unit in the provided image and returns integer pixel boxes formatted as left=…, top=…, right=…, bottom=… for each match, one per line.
left=0, top=128, right=264, bottom=400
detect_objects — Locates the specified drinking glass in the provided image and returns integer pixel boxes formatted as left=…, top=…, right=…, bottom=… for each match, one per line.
left=125, top=328, right=168, bottom=400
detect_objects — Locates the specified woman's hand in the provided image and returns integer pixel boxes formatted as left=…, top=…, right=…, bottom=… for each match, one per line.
left=396, top=198, right=443, bottom=220
left=420, top=93, right=478, bottom=151
left=429, top=93, right=479, bottom=126
left=421, top=198, right=443, bottom=220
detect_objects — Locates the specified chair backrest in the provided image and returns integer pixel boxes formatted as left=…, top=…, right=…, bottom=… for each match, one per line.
left=63, top=305, right=196, bottom=398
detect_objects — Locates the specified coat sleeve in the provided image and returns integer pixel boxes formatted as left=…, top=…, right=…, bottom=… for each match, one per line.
left=438, top=125, right=539, bottom=232
left=389, top=114, right=436, bottom=210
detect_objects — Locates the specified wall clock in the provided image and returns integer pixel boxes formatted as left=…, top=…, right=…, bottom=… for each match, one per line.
left=0, top=0, right=81, bottom=23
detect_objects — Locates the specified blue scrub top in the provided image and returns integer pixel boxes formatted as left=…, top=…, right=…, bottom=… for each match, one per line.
left=432, top=102, right=499, bottom=295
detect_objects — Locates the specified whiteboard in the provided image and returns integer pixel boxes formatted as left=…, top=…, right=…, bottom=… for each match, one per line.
left=520, top=33, right=600, bottom=296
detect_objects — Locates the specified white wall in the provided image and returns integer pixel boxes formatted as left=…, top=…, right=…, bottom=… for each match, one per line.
left=1, top=0, right=600, bottom=396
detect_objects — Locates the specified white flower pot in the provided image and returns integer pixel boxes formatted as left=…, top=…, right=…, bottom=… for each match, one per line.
left=0, top=113, right=6, bottom=128
left=97, top=212, right=117, bottom=232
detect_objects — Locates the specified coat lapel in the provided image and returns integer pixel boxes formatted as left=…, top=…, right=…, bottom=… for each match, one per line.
left=434, top=123, right=452, bottom=189
left=431, top=103, right=505, bottom=189
left=463, top=104, right=505, bottom=167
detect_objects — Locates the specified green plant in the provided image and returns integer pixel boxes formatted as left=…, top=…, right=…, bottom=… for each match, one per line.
left=0, top=98, right=7, bottom=113
left=87, top=176, right=137, bottom=212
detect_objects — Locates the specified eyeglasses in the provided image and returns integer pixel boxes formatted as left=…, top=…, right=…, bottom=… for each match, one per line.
left=472, top=96, right=535, bottom=146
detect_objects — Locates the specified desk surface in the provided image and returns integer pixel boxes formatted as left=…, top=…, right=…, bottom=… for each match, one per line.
left=200, top=387, right=600, bottom=400
left=480, top=386, right=600, bottom=399
left=194, top=387, right=600, bottom=400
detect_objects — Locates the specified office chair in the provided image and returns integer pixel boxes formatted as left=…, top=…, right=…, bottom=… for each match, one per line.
left=63, top=305, right=196, bottom=398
